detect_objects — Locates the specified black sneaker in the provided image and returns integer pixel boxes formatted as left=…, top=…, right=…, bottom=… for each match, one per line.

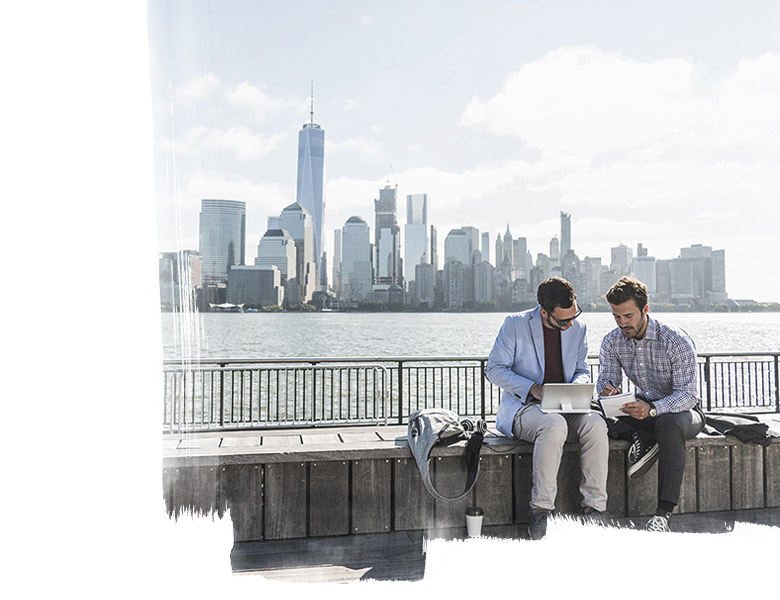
left=581, top=506, right=611, bottom=527
left=627, top=432, right=659, bottom=479
left=528, top=509, right=549, bottom=540
left=644, top=514, right=671, bottom=532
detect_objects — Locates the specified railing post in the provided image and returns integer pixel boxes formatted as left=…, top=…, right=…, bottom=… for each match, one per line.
left=775, top=354, right=779, bottom=413
left=219, top=364, right=225, bottom=427
left=480, top=359, right=486, bottom=420
left=397, top=360, right=404, bottom=425
left=705, top=355, right=712, bottom=412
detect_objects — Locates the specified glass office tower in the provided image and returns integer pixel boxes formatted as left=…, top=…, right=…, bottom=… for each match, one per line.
left=199, top=199, right=246, bottom=285
left=296, top=109, right=325, bottom=285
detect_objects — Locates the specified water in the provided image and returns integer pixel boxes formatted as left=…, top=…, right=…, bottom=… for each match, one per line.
left=161, top=311, right=780, bottom=360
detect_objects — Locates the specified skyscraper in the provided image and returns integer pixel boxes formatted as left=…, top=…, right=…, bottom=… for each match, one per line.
left=296, top=84, right=324, bottom=286
left=430, top=225, right=438, bottom=273
left=374, top=184, right=401, bottom=286
left=404, top=193, right=428, bottom=289
left=481, top=232, right=491, bottom=265
left=340, top=216, right=373, bottom=303
left=255, top=229, right=296, bottom=283
left=199, top=199, right=246, bottom=285
left=278, top=202, right=316, bottom=304
left=444, top=228, right=471, bottom=265
left=611, top=243, right=633, bottom=276
left=560, top=211, right=571, bottom=259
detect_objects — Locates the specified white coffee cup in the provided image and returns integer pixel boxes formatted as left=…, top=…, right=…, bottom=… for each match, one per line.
left=465, top=506, right=484, bottom=537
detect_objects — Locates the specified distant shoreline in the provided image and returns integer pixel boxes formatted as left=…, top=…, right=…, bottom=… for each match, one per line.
left=162, top=302, right=780, bottom=314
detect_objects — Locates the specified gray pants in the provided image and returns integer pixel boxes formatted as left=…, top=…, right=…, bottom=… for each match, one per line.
left=512, top=403, right=609, bottom=512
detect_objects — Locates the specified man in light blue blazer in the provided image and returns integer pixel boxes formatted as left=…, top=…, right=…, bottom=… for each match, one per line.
left=485, top=277, right=608, bottom=539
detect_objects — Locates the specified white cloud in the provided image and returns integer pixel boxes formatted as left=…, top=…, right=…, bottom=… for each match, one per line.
left=715, top=53, right=780, bottom=148
left=328, top=136, right=385, bottom=160
left=461, top=46, right=713, bottom=158
left=225, top=80, right=304, bottom=122
left=176, top=125, right=287, bottom=161
left=173, top=73, right=221, bottom=103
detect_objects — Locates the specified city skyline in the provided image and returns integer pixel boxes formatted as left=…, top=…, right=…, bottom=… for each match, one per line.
left=149, top=1, right=780, bottom=302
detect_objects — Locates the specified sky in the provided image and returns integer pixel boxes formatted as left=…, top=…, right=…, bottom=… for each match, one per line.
left=149, top=0, right=780, bottom=302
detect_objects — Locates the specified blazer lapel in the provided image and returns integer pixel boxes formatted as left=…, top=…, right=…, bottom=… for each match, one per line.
left=560, top=327, right=573, bottom=382
left=530, top=307, right=545, bottom=376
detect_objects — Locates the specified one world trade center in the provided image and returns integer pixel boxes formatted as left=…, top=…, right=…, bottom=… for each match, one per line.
left=296, top=85, right=325, bottom=289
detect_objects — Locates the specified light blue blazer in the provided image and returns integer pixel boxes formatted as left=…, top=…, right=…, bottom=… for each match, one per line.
left=485, top=305, right=590, bottom=437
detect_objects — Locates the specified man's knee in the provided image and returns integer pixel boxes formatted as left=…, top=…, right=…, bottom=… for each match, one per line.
left=655, top=413, right=689, bottom=443
left=537, top=413, right=568, bottom=445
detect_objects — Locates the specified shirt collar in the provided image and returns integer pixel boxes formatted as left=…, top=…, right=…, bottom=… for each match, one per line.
left=641, top=316, right=658, bottom=341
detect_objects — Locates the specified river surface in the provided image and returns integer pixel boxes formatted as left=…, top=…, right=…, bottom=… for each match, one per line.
left=160, top=311, right=780, bottom=360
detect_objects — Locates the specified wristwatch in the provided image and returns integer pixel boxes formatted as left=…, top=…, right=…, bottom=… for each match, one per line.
left=648, top=406, right=657, bottom=418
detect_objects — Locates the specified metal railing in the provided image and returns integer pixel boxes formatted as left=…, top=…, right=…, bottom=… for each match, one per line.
left=162, top=352, right=780, bottom=432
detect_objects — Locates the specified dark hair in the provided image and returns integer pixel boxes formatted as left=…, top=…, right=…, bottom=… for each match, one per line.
left=537, top=277, right=576, bottom=312
left=606, top=277, right=648, bottom=310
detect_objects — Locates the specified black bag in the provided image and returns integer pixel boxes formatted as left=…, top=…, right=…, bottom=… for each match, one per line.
left=407, top=408, right=486, bottom=501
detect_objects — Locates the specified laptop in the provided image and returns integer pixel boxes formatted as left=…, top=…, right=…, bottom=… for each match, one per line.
left=539, top=383, right=596, bottom=414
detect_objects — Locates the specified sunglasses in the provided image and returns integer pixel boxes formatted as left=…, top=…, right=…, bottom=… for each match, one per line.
left=546, top=305, right=582, bottom=328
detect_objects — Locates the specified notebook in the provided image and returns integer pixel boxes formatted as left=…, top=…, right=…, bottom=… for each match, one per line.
left=539, top=383, right=596, bottom=414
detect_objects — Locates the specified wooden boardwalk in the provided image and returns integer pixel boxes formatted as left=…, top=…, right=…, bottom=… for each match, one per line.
left=163, top=415, right=780, bottom=582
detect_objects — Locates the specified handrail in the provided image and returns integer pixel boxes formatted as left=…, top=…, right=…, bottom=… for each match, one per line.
left=163, top=351, right=780, bottom=365
left=162, top=352, right=780, bottom=432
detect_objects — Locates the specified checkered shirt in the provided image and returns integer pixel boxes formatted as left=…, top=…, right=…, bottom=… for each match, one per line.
left=596, top=317, right=700, bottom=415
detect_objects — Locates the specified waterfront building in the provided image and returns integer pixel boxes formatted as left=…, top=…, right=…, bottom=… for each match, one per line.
left=227, top=265, right=284, bottom=307
left=513, top=237, right=528, bottom=277
left=671, top=244, right=728, bottom=305
left=655, top=259, right=672, bottom=303
left=159, top=250, right=202, bottom=311
left=295, top=88, right=325, bottom=284
left=561, top=250, right=586, bottom=301
left=502, top=225, right=513, bottom=265
left=404, top=194, right=428, bottom=290
left=430, top=225, right=438, bottom=273
left=560, top=211, right=571, bottom=259
left=495, top=234, right=503, bottom=269
left=199, top=199, right=246, bottom=285
left=631, top=255, right=657, bottom=294
left=473, top=261, right=494, bottom=305
left=443, top=260, right=467, bottom=309
left=278, top=202, right=316, bottom=304
left=461, top=226, right=480, bottom=262
left=340, top=216, right=373, bottom=304
left=481, top=232, right=491, bottom=266
left=582, top=256, right=603, bottom=305
left=413, top=263, right=435, bottom=308
left=444, top=228, right=471, bottom=265
left=332, top=227, right=341, bottom=295
left=549, top=236, right=560, bottom=268
left=254, top=229, right=296, bottom=283
left=374, top=185, right=402, bottom=287
left=611, top=243, right=633, bottom=276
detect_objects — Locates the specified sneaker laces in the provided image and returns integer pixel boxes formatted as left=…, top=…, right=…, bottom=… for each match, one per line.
left=628, top=438, right=643, bottom=463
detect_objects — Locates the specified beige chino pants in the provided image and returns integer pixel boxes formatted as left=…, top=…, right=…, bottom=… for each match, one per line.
left=512, top=402, right=609, bottom=512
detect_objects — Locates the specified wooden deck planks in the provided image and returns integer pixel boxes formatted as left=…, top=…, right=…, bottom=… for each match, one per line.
left=163, top=423, right=780, bottom=543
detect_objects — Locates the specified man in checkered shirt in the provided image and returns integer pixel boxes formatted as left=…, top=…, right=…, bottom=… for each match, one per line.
left=596, top=277, right=705, bottom=532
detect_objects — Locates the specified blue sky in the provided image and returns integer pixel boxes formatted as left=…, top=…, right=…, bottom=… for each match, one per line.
left=149, top=1, right=780, bottom=301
